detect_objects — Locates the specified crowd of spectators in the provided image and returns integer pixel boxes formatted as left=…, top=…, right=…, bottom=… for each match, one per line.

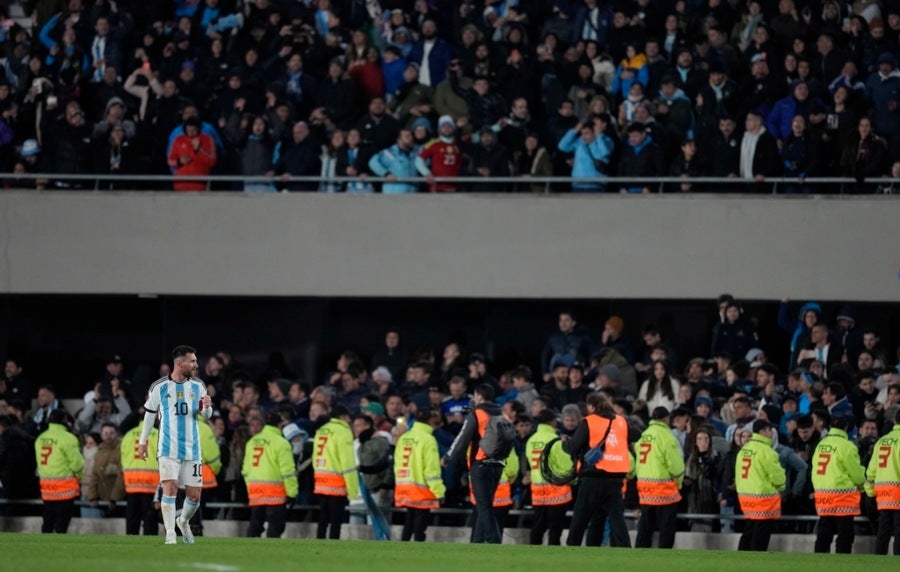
left=1, top=295, right=898, bottom=536
left=1, top=0, right=900, bottom=192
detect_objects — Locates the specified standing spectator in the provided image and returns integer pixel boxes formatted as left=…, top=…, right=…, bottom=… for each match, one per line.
left=336, top=129, right=373, bottom=193
left=29, top=385, right=65, bottom=437
left=35, top=410, right=84, bottom=534
left=557, top=118, right=614, bottom=192
left=618, top=122, right=665, bottom=193
left=684, top=427, right=724, bottom=531
left=598, top=315, right=633, bottom=363
left=736, top=420, right=786, bottom=551
left=318, top=59, right=360, bottom=130
left=467, top=127, right=511, bottom=187
left=539, top=311, right=594, bottom=383
left=275, top=121, right=321, bottom=192
left=841, top=116, right=888, bottom=193
left=357, top=96, right=401, bottom=168
left=0, top=415, right=39, bottom=514
left=44, top=100, right=91, bottom=189
left=313, top=406, right=358, bottom=540
left=348, top=47, right=385, bottom=104
left=515, top=132, right=554, bottom=193
left=639, top=361, right=681, bottom=413
left=226, top=114, right=275, bottom=192
left=407, top=18, right=454, bottom=89
left=168, top=116, right=216, bottom=191
left=415, top=116, right=463, bottom=192
left=866, top=52, right=900, bottom=155
left=87, top=422, right=124, bottom=514
left=739, top=109, right=780, bottom=188
left=635, top=407, right=685, bottom=549
left=77, top=391, right=132, bottom=436
left=368, top=129, right=419, bottom=194
left=710, top=302, right=758, bottom=361
left=781, top=115, right=821, bottom=193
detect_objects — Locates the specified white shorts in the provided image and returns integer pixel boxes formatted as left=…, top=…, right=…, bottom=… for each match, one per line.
left=158, top=457, right=203, bottom=488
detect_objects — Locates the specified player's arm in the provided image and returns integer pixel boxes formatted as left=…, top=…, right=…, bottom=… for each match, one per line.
left=198, top=382, right=213, bottom=419
left=138, top=385, right=160, bottom=458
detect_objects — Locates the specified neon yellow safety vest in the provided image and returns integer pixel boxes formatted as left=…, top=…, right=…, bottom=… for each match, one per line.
left=198, top=418, right=222, bottom=488
left=635, top=420, right=685, bottom=505
left=865, top=425, right=900, bottom=510
left=736, top=433, right=786, bottom=519
left=120, top=425, right=159, bottom=494
left=394, top=422, right=445, bottom=509
left=313, top=418, right=359, bottom=499
left=525, top=423, right=572, bottom=506
left=35, top=423, right=84, bottom=501
left=810, top=427, right=865, bottom=516
left=242, top=425, right=299, bottom=506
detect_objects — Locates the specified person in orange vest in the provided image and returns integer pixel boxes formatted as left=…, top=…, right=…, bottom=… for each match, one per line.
left=635, top=407, right=685, bottom=549
left=313, top=405, right=358, bottom=539
left=811, top=414, right=866, bottom=553
left=562, top=392, right=631, bottom=547
left=526, top=409, right=573, bottom=545
left=120, top=415, right=160, bottom=535
left=34, top=410, right=84, bottom=533
left=736, top=419, right=786, bottom=551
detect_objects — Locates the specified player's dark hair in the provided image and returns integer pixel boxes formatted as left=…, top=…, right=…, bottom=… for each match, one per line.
left=474, top=384, right=495, bottom=402
left=172, top=345, right=196, bottom=361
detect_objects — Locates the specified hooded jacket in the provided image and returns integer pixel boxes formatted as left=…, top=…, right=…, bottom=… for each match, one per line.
left=778, top=301, right=822, bottom=369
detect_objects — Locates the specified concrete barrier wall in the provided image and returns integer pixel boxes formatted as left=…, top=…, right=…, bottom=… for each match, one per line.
left=1, top=192, right=899, bottom=301
left=0, top=517, right=889, bottom=553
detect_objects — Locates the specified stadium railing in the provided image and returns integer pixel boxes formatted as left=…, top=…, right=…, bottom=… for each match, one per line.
left=4, top=173, right=899, bottom=194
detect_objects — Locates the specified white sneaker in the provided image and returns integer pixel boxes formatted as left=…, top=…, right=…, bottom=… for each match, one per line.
left=165, top=532, right=177, bottom=545
left=176, top=516, right=195, bottom=544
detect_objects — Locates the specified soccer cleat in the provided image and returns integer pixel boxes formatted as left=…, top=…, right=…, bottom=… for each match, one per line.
left=165, top=532, right=177, bottom=545
left=176, top=516, right=194, bottom=544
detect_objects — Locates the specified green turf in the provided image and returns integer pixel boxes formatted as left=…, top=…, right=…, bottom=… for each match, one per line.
left=0, top=534, right=894, bottom=572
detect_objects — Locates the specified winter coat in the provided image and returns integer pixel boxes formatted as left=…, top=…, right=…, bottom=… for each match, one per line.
left=865, top=69, right=900, bottom=136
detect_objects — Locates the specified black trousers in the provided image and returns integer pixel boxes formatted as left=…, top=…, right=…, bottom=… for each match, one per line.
left=738, top=519, right=774, bottom=551
left=125, top=493, right=158, bottom=536
left=470, top=462, right=503, bottom=544
left=530, top=504, right=568, bottom=545
left=401, top=507, right=431, bottom=541
left=247, top=504, right=287, bottom=538
left=566, top=476, right=631, bottom=547
left=41, top=499, right=74, bottom=534
left=317, top=495, right=348, bottom=539
left=815, top=515, right=855, bottom=554
left=635, top=503, right=679, bottom=549
left=875, top=510, right=900, bottom=555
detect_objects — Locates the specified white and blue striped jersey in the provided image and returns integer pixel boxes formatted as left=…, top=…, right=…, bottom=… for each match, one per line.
left=143, top=376, right=208, bottom=461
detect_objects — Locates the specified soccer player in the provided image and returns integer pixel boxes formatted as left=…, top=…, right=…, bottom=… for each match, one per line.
left=137, top=345, right=212, bottom=545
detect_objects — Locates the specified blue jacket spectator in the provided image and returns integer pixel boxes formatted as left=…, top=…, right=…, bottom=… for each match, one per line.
left=557, top=121, right=614, bottom=192
left=765, top=80, right=824, bottom=142
left=406, top=19, right=454, bottom=88
left=865, top=52, right=900, bottom=138
left=571, top=0, right=613, bottom=48
left=367, top=130, right=418, bottom=194
left=778, top=301, right=822, bottom=370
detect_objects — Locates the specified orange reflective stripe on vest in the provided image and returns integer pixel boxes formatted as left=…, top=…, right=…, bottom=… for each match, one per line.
left=738, top=492, right=781, bottom=520
left=395, top=483, right=440, bottom=510
left=874, top=482, right=900, bottom=511
left=40, top=476, right=79, bottom=501
left=123, top=468, right=160, bottom=494
left=246, top=479, right=288, bottom=506
left=532, top=482, right=572, bottom=506
left=814, top=488, right=861, bottom=516
left=584, top=414, right=630, bottom=473
left=474, top=410, right=490, bottom=461
left=201, top=463, right=217, bottom=489
left=637, top=477, right=681, bottom=506
left=314, top=470, right=348, bottom=497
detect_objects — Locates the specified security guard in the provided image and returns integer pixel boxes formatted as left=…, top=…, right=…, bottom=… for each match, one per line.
left=635, top=407, right=685, bottom=549
left=34, top=410, right=84, bottom=533
left=562, top=392, right=631, bottom=547
left=526, top=409, right=572, bottom=545
left=243, top=412, right=299, bottom=538
left=865, top=408, right=900, bottom=555
left=313, top=405, right=358, bottom=539
left=811, top=415, right=865, bottom=553
left=736, top=419, right=786, bottom=551
left=394, top=408, right=446, bottom=541
left=120, top=418, right=160, bottom=535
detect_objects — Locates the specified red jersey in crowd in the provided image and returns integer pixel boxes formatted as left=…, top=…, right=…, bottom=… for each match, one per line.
left=418, top=138, right=462, bottom=192
left=168, top=133, right=217, bottom=192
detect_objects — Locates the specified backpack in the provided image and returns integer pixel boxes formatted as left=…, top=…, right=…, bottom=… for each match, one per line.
left=479, top=411, right=516, bottom=460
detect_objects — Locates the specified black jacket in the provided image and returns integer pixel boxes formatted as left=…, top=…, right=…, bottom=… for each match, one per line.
left=444, top=402, right=503, bottom=465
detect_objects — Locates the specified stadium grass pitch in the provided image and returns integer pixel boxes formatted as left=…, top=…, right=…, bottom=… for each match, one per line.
left=0, top=534, right=895, bottom=572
